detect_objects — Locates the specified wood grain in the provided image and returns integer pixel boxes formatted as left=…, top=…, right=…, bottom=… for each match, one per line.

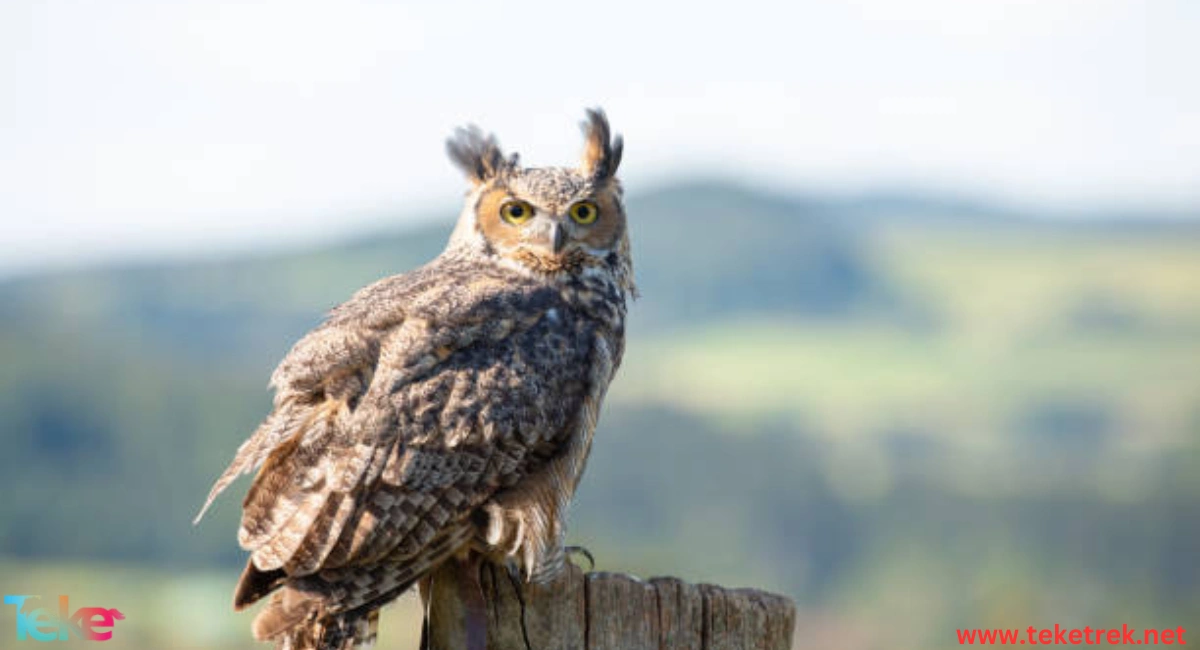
left=426, top=557, right=795, bottom=650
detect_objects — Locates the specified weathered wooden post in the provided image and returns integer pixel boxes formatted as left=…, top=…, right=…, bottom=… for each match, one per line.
left=426, top=559, right=796, bottom=650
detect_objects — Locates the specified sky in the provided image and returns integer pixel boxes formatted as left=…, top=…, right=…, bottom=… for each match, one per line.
left=2, top=0, right=1198, bottom=276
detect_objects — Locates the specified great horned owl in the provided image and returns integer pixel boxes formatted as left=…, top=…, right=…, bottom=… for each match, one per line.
left=195, top=110, right=631, bottom=649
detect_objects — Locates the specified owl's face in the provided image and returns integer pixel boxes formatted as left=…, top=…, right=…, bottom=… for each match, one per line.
left=445, top=110, right=628, bottom=280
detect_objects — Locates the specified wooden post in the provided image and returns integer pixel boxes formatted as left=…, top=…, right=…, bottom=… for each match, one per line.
left=426, top=558, right=796, bottom=650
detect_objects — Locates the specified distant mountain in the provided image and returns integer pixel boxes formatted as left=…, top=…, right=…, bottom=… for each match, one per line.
left=5, top=178, right=1195, bottom=388
left=0, top=181, right=882, bottom=362
left=625, top=182, right=880, bottom=325
left=833, top=189, right=1200, bottom=231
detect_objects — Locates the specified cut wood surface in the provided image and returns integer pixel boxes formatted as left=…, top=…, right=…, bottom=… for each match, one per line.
left=426, top=559, right=796, bottom=650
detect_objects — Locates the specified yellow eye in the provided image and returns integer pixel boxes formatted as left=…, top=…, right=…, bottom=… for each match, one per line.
left=569, top=201, right=599, bottom=225
left=500, top=200, right=534, bottom=225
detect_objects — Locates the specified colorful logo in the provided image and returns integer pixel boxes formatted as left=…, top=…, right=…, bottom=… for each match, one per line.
left=3, top=595, right=124, bottom=642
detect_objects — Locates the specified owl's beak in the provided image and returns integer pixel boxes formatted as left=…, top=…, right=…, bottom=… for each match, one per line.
left=551, top=222, right=567, bottom=254
left=529, top=221, right=567, bottom=256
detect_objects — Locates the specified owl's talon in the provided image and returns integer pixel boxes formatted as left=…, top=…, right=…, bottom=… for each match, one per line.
left=565, top=545, right=595, bottom=571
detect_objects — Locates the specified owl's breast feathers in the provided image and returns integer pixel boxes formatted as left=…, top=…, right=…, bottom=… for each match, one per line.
left=195, top=254, right=626, bottom=635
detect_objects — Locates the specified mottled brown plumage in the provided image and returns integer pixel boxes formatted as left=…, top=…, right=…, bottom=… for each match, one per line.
left=195, top=109, right=631, bottom=649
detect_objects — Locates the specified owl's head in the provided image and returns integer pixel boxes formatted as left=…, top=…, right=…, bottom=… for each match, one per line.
left=444, top=109, right=631, bottom=290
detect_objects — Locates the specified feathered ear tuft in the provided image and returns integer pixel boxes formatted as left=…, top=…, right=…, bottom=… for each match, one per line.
left=580, top=108, right=623, bottom=182
left=446, top=125, right=512, bottom=185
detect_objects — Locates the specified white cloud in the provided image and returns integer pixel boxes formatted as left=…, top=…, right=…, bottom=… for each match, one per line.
left=1, top=0, right=1197, bottom=275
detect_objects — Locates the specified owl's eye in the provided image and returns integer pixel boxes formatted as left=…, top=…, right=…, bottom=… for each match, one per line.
left=569, top=201, right=599, bottom=225
left=500, top=200, right=534, bottom=225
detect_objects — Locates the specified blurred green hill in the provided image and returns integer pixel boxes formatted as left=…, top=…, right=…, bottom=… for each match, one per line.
left=1, top=181, right=1198, bottom=649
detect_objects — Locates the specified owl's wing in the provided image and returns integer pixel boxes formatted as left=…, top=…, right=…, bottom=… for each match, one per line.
left=193, top=322, right=381, bottom=525
left=196, top=261, right=578, bottom=611
left=193, top=262, right=526, bottom=522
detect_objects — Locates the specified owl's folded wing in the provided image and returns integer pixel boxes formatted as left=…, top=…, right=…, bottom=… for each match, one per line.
left=192, top=322, right=382, bottom=526
left=232, top=312, right=535, bottom=579
left=195, top=264, right=570, bottom=616
left=193, top=262, right=538, bottom=525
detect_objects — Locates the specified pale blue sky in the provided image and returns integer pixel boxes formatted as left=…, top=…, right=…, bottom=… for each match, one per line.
left=2, top=0, right=1198, bottom=275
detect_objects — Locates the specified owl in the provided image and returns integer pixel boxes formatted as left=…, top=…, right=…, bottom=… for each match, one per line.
left=194, top=109, right=632, bottom=650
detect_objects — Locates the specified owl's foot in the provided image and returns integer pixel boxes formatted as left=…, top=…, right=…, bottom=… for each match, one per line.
left=565, top=545, right=596, bottom=571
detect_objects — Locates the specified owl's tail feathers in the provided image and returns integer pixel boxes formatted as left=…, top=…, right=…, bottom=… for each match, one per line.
left=251, top=587, right=316, bottom=645
left=234, top=560, right=286, bottom=610
left=253, top=589, right=380, bottom=650
left=193, top=410, right=290, bottom=525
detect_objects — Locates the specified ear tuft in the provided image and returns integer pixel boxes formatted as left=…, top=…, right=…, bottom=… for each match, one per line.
left=580, top=108, right=623, bottom=182
left=446, top=125, right=512, bottom=185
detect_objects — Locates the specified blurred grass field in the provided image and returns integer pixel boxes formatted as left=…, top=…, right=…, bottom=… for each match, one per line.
left=0, top=559, right=425, bottom=650
left=618, top=225, right=1200, bottom=455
